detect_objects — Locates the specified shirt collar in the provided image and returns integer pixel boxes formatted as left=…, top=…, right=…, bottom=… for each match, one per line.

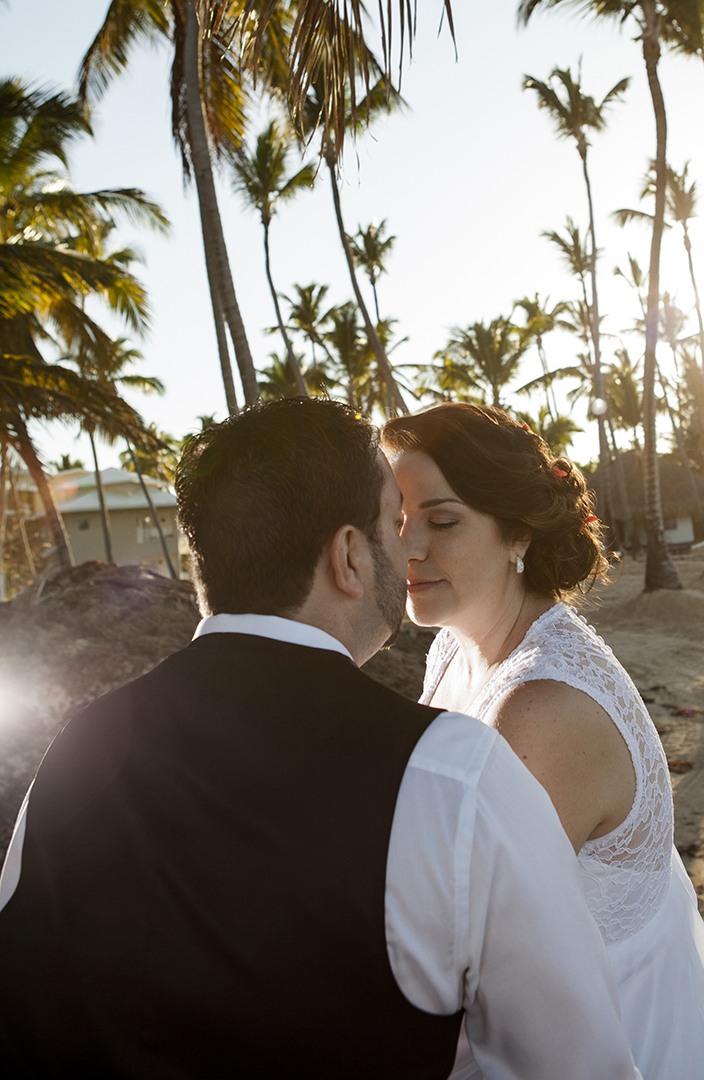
left=192, top=612, right=354, bottom=663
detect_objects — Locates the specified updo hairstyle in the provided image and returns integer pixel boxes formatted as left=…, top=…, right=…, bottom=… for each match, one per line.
left=381, top=402, right=612, bottom=601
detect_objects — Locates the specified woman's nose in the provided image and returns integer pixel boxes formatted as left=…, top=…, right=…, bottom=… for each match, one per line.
left=400, top=518, right=425, bottom=561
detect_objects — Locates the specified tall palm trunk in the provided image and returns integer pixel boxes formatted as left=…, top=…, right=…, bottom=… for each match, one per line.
left=681, top=219, right=704, bottom=370
left=184, top=0, right=258, bottom=409
left=326, top=158, right=407, bottom=416
left=12, top=420, right=73, bottom=571
left=641, top=6, right=681, bottom=590
left=9, top=468, right=37, bottom=579
left=371, top=280, right=381, bottom=324
left=125, top=441, right=178, bottom=580
left=212, top=283, right=238, bottom=415
left=581, top=145, right=614, bottom=540
left=262, top=218, right=308, bottom=395
left=88, top=431, right=114, bottom=563
left=536, top=335, right=559, bottom=419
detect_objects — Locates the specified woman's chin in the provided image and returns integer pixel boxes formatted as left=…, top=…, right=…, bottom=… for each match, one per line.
left=405, top=599, right=440, bottom=629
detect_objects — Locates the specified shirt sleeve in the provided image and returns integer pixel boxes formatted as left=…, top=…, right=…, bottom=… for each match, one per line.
left=462, top=730, right=642, bottom=1080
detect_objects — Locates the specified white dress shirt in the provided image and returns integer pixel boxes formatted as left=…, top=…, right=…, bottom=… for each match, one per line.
left=1, top=614, right=641, bottom=1080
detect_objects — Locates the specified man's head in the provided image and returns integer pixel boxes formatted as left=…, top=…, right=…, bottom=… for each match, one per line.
left=176, top=398, right=406, bottom=658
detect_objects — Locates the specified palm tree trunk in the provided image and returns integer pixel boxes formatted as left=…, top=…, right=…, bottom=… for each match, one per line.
left=682, top=222, right=704, bottom=370
left=9, top=468, right=37, bottom=579
left=371, top=280, right=381, bottom=324
left=262, top=220, right=308, bottom=396
left=581, top=148, right=614, bottom=540
left=607, top=418, right=635, bottom=555
left=184, top=0, right=258, bottom=409
left=326, top=160, right=407, bottom=416
left=12, top=422, right=73, bottom=572
left=88, top=431, right=114, bottom=563
left=537, top=337, right=559, bottom=419
left=212, top=282, right=238, bottom=416
left=125, top=440, right=178, bottom=581
left=641, top=8, right=681, bottom=590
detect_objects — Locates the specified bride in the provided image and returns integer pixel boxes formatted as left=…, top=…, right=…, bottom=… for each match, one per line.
left=382, top=402, right=704, bottom=1080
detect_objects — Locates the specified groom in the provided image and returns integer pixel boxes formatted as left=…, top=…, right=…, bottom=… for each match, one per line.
left=0, top=397, right=639, bottom=1079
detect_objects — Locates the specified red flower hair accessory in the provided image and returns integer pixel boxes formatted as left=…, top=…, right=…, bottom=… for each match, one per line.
left=551, top=465, right=569, bottom=482
left=579, top=513, right=599, bottom=534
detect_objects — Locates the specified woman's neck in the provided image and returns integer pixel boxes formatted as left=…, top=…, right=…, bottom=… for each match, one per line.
left=440, top=593, right=555, bottom=709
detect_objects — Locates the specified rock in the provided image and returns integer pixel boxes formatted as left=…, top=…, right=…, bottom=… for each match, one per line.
left=0, top=562, right=200, bottom=855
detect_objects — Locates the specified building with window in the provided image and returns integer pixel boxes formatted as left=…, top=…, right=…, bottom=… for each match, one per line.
left=51, top=468, right=183, bottom=578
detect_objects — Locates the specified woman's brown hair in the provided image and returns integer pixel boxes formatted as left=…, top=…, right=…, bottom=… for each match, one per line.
left=382, top=402, right=612, bottom=601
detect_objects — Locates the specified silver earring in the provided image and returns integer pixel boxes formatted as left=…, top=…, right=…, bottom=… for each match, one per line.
left=515, top=555, right=525, bottom=575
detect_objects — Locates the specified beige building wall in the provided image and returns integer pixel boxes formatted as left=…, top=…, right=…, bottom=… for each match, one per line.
left=64, top=507, right=180, bottom=577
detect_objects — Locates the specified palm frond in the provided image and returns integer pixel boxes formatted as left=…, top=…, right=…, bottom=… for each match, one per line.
left=235, top=1, right=453, bottom=152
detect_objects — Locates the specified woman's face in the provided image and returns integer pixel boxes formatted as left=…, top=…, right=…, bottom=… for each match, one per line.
left=391, top=449, right=520, bottom=631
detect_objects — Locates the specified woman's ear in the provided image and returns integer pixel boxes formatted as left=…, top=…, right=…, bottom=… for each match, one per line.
left=328, top=524, right=367, bottom=600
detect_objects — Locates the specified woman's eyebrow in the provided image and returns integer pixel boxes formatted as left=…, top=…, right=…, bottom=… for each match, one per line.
left=418, top=498, right=465, bottom=509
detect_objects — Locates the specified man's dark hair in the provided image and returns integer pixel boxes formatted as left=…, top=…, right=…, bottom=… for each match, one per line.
left=176, top=397, right=385, bottom=615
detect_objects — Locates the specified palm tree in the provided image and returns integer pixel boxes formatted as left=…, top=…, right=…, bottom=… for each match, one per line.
left=232, top=120, right=315, bottom=395
left=235, top=1, right=455, bottom=152
left=658, top=294, right=704, bottom=521
left=321, top=301, right=371, bottom=407
left=348, top=219, right=395, bottom=322
left=515, top=406, right=582, bottom=456
left=410, top=354, right=485, bottom=404
left=0, top=78, right=168, bottom=570
left=79, top=1, right=283, bottom=410
left=523, top=64, right=628, bottom=541
left=66, top=332, right=169, bottom=566
left=50, top=453, right=85, bottom=471
left=615, top=160, right=704, bottom=368
left=120, top=423, right=181, bottom=485
left=257, top=348, right=336, bottom=401
left=680, top=348, right=704, bottom=467
left=515, top=294, right=570, bottom=418
left=302, top=75, right=408, bottom=415
left=666, top=164, right=704, bottom=368
left=520, top=1, right=704, bottom=590
left=607, top=347, right=644, bottom=452
left=443, top=316, right=531, bottom=408
left=281, top=282, right=338, bottom=369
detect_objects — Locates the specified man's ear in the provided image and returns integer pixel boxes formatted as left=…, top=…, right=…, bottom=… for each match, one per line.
left=328, top=524, right=368, bottom=600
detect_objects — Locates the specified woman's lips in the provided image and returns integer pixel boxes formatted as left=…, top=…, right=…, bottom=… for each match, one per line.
left=407, top=580, right=440, bottom=593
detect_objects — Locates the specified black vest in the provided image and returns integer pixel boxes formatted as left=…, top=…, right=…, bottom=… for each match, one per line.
left=0, top=633, right=462, bottom=1078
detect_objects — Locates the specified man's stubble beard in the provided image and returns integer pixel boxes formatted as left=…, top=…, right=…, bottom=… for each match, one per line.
left=370, top=539, right=407, bottom=651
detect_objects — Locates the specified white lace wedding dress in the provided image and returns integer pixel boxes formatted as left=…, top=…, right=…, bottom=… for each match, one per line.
left=421, top=603, right=704, bottom=1080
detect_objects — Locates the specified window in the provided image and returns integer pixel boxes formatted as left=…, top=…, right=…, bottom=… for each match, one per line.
left=136, top=514, right=174, bottom=543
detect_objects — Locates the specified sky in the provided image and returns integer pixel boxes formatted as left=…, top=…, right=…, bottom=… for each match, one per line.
left=4, top=1, right=704, bottom=471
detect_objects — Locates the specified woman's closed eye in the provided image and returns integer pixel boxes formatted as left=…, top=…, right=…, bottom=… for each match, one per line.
left=429, top=518, right=458, bottom=530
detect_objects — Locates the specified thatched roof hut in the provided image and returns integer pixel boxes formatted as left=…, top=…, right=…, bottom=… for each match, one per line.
left=587, top=450, right=704, bottom=548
